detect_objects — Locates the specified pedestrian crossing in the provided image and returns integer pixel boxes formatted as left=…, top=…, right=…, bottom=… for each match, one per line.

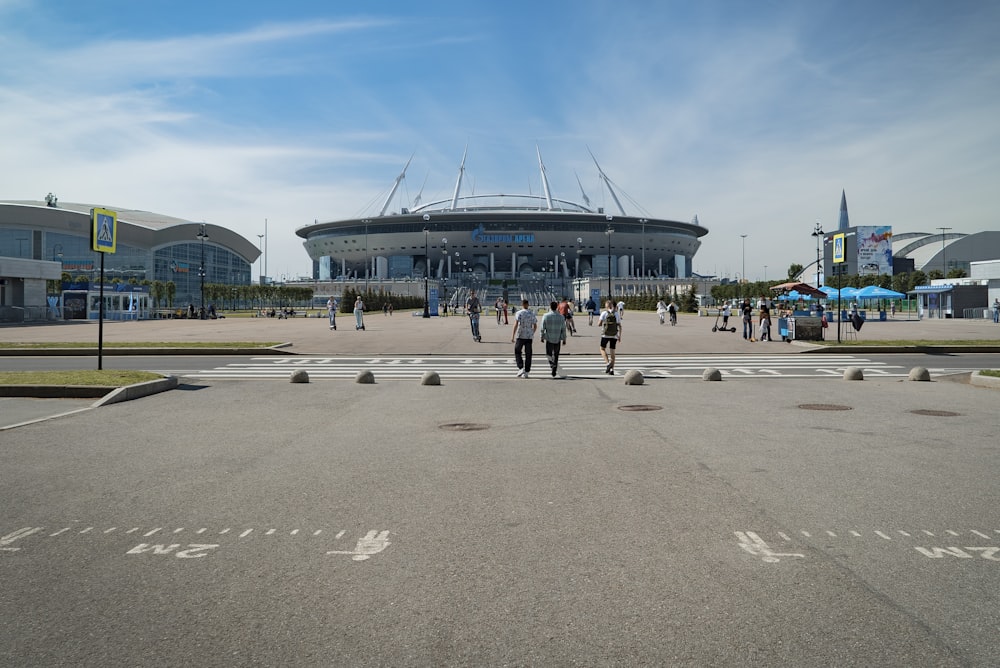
left=185, top=354, right=913, bottom=380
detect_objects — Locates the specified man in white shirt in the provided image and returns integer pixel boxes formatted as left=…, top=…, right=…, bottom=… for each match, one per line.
left=510, top=299, right=537, bottom=378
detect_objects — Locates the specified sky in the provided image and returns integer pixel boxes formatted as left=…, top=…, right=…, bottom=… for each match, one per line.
left=2, top=0, right=999, bottom=282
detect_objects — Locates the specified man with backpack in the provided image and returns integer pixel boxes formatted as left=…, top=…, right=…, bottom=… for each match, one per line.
left=597, top=300, right=622, bottom=375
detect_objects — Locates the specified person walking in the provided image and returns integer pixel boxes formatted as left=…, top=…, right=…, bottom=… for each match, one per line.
left=510, top=299, right=537, bottom=378
left=585, top=296, right=597, bottom=326
left=495, top=297, right=504, bottom=326
left=758, top=301, right=771, bottom=341
left=353, top=295, right=365, bottom=330
left=741, top=299, right=753, bottom=340
left=465, top=289, right=482, bottom=341
left=540, top=301, right=568, bottom=378
left=598, top=300, right=622, bottom=375
left=558, top=298, right=576, bottom=336
left=993, top=298, right=999, bottom=324
left=656, top=298, right=667, bottom=325
left=326, top=296, right=337, bottom=331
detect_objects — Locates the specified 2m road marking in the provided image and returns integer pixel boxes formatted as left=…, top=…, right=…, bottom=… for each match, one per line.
left=739, top=528, right=1000, bottom=564
left=1, top=525, right=391, bottom=562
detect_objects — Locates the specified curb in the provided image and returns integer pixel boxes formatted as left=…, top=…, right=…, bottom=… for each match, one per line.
left=801, top=345, right=1000, bottom=354
left=969, top=371, right=1000, bottom=390
left=0, top=345, right=292, bottom=357
left=0, top=376, right=179, bottom=402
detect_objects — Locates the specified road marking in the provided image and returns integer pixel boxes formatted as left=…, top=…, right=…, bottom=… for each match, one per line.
left=1, top=527, right=44, bottom=551
left=239, top=529, right=253, bottom=538
left=735, top=531, right=805, bottom=563
left=971, top=530, right=991, bottom=539
left=875, top=531, right=892, bottom=540
left=326, top=530, right=391, bottom=561
left=49, top=528, right=70, bottom=536
left=189, top=354, right=909, bottom=380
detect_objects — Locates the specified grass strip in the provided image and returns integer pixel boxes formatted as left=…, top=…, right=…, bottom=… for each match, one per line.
left=0, top=370, right=163, bottom=386
left=0, top=341, right=279, bottom=349
left=811, top=339, right=1000, bottom=347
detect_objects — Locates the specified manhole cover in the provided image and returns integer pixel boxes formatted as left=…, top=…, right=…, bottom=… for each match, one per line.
left=439, top=423, right=490, bottom=431
left=618, top=405, right=663, bottom=412
left=909, top=409, right=961, bottom=417
left=798, top=403, right=853, bottom=411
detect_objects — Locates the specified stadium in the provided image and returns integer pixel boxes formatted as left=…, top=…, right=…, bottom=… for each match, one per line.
left=296, top=151, right=710, bottom=305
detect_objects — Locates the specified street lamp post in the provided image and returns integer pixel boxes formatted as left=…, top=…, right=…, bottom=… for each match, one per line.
left=936, top=227, right=951, bottom=278
left=363, top=218, right=370, bottom=295
left=740, top=234, right=747, bottom=300
left=811, top=221, right=825, bottom=287
left=422, top=215, right=430, bottom=318
left=575, top=237, right=583, bottom=310
left=256, top=234, right=264, bottom=285
left=605, top=217, right=614, bottom=303
left=197, top=224, right=209, bottom=319
left=639, top=218, right=647, bottom=289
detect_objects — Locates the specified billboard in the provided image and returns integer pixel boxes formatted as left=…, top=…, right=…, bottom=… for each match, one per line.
left=856, top=226, right=892, bottom=275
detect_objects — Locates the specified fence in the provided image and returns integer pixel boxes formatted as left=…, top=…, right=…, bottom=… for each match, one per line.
left=0, top=306, right=61, bottom=324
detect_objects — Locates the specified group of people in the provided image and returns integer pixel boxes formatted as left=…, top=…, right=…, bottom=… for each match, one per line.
left=326, top=296, right=367, bottom=331
left=714, top=299, right=775, bottom=342
left=509, top=298, right=622, bottom=379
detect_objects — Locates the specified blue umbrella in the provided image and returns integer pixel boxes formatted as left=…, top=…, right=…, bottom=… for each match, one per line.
left=838, top=286, right=859, bottom=299
left=856, top=285, right=905, bottom=299
left=819, top=285, right=839, bottom=298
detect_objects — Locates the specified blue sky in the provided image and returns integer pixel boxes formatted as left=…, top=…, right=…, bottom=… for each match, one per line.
left=2, top=0, right=999, bottom=281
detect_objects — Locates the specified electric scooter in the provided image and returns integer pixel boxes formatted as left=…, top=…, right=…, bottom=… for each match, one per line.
left=711, top=309, right=736, bottom=333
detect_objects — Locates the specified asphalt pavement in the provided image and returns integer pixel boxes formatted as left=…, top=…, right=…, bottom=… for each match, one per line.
left=1, top=310, right=999, bottom=665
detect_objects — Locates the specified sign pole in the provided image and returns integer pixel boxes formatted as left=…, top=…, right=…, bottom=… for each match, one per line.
left=98, top=252, right=105, bottom=369
left=91, top=208, right=118, bottom=371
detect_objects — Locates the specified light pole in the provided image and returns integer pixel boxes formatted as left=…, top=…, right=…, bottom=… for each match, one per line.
left=422, top=215, right=430, bottom=318
left=197, top=224, right=209, bottom=319
left=936, top=227, right=951, bottom=278
left=740, top=234, right=747, bottom=300
left=639, top=218, right=647, bottom=287
left=811, top=221, right=824, bottom=287
left=363, top=218, right=370, bottom=295
left=575, top=237, right=583, bottom=310
left=605, top=216, right=614, bottom=302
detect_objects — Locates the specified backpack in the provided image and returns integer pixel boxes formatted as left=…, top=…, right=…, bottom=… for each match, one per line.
left=602, top=311, right=619, bottom=337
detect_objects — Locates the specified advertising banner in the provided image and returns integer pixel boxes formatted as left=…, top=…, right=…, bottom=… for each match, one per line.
left=856, top=226, right=893, bottom=275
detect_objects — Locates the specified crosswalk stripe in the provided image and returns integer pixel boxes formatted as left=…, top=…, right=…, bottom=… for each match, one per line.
left=183, top=354, right=912, bottom=380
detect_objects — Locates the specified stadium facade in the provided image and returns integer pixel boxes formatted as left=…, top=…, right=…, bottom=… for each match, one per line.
left=297, top=151, right=709, bottom=288
left=0, top=198, right=260, bottom=321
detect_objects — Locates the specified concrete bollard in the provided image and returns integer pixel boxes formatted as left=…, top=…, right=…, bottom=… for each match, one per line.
left=908, top=367, right=931, bottom=382
left=843, top=366, right=864, bottom=381
left=421, top=370, right=441, bottom=386
left=702, top=367, right=722, bottom=381
left=355, top=369, right=375, bottom=384
left=623, top=369, right=644, bottom=385
left=289, top=369, right=309, bottom=383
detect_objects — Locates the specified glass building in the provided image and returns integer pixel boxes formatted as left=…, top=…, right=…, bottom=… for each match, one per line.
left=0, top=199, right=260, bottom=321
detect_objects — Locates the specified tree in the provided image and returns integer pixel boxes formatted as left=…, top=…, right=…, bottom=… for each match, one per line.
left=166, top=281, right=176, bottom=307
left=907, top=271, right=927, bottom=291
left=946, top=268, right=967, bottom=279
left=891, top=272, right=909, bottom=294
left=680, top=283, right=699, bottom=312
left=927, top=269, right=943, bottom=281
left=787, top=263, right=804, bottom=280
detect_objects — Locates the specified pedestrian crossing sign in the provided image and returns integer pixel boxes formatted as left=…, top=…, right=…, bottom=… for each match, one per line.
left=832, top=233, right=845, bottom=264
left=91, top=207, right=118, bottom=253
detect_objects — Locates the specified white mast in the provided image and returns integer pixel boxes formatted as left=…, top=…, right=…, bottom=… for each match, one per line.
left=450, top=145, right=467, bottom=210
left=588, top=147, right=627, bottom=216
left=537, top=145, right=554, bottom=210
left=574, top=170, right=592, bottom=210
left=412, top=170, right=429, bottom=208
left=378, top=153, right=413, bottom=216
